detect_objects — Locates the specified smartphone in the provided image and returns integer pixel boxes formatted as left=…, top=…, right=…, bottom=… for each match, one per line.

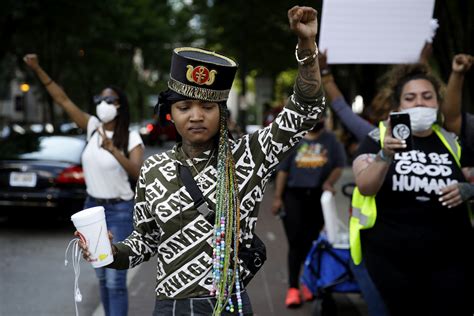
left=390, top=112, right=413, bottom=151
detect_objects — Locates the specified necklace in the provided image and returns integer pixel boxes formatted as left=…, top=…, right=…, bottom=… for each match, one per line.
left=181, top=148, right=215, bottom=190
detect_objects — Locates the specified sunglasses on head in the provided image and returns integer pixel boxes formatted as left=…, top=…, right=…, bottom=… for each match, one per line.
left=93, top=95, right=119, bottom=105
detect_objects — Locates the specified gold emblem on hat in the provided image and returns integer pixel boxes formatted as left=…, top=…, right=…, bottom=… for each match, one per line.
left=186, top=65, right=217, bottom=86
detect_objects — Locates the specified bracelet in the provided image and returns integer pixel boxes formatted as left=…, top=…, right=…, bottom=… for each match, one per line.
left=378, top=149, right=393, bottom=163
left=44, top=79, right=53, bottom=86
left=295, top=42, right=319, bottom=66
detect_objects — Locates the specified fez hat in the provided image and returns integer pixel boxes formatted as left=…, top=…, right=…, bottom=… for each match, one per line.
left=155, top=47, right=238, bottom=122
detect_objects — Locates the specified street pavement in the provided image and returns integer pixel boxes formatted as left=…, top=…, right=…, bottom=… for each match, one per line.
left=92, top=144, right=368, bottom=316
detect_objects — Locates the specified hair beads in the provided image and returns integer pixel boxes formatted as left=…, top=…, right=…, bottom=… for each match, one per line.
left=212, top=105, right=243, bottom=315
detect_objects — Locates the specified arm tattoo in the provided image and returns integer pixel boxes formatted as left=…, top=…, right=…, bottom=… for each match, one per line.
left=458, top=183, right=474, bottom=201
left=354, top=153, right=377, bottom=177
left=296, top=48, right=321, bottom=97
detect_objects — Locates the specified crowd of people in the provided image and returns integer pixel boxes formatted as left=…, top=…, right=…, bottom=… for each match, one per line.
left=22, top=4, right=474, bottom=316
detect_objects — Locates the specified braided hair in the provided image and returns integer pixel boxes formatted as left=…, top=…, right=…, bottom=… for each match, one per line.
left=211, top=103, right=243, bottom=315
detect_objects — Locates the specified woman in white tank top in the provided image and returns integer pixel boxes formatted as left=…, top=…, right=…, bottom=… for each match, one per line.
left=24, top=54, right=144, bottom=316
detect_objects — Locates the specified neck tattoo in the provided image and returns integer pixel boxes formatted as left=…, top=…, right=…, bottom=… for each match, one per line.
left=181, top=148, right=215, bottom=190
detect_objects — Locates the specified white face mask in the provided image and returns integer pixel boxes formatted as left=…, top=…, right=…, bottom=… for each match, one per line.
left=401, top=107, right=437, bottom=133
left=96, top=101, right=118, bottom=123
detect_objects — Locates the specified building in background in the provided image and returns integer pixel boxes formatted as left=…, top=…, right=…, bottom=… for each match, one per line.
left=0, top=69, right=50, bottom=129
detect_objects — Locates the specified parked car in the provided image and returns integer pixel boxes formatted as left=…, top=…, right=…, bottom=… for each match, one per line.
left=130, top=119, right=155, bottom=146
left=0, top=133, right=87, bottom=219
left=130, top=117, right=177, bottom=146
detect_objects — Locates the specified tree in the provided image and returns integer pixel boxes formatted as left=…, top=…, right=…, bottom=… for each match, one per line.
left=189, top=0, right=321, bottom=126
left=1, top=0, right=196, bottom=124
left=1, top=0, right=472, bottom=127
left=191, top=0, right=473, bottom=118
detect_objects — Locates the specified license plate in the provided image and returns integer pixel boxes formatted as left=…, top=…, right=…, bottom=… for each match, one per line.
left=9, top=172, right=37, bottom=187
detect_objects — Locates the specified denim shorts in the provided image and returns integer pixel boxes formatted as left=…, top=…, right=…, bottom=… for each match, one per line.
left=152, top=291, right=253, bottom=316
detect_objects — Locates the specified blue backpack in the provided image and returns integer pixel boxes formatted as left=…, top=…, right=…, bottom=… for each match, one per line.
left=301, top=235, right=359, bottom=295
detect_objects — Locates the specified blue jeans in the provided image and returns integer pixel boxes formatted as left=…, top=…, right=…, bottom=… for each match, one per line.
left=350, top=258, right=389, bottom=316
left=84, top=197, right=134, bottom=316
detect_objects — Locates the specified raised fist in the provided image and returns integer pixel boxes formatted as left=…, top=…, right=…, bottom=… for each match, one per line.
left=23, top=54, right=40, bottom=70
left=452, top=54, right=473, bottom=74
left=288, top=6, right=318, bottom=40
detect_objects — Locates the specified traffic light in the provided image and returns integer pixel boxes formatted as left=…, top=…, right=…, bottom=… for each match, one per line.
left=20, top=83, right=30, bottom=93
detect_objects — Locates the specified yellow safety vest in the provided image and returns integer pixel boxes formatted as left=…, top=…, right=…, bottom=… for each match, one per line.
left=350, top=122, right=461, bottom=265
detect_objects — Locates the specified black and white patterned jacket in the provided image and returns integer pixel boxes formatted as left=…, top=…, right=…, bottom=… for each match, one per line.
left=110, top=86, right=326, bottom=299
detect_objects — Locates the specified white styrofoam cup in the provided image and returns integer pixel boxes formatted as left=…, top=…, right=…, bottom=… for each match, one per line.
left=71, top=206, right=114, bottom=268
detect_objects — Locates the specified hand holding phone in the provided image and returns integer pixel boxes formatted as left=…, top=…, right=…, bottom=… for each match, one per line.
left=389, top=112, right=413, bottom=151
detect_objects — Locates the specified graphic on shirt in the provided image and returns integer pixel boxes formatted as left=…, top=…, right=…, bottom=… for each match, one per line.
left=392, top=150, right=458, bottom=199
left=156, top=252, right=213, bottom=297
left=119, top=90, right=326, bottom=299
left=153, top=187, right=192, bottom=223
left=275, top=108, right=305, bottom=133
left=159, top=218, right=213, bottom=264
left=198, top=274, right=214, bottom=292
left=295, top=142, right=328, bottom=168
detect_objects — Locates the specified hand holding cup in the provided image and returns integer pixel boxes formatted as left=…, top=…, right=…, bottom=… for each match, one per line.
left=71, top=206, right=114, bottom=267
left=75, top=230, right=114, bottom=262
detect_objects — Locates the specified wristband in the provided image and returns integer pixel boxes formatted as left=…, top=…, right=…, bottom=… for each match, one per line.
left=378, top=149, right=393, bottom=163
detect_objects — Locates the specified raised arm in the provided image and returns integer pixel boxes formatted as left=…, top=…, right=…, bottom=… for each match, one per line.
left=319, top=51, right=374, bottom=141
left=443, top=54, right=473, bottom=135
left=241, top=6, right=325, bottom=184
left=290, top=6, right=321, bottom=97
left=319, top=50, right=342, bottom=101
left=418, top=42, right=433, bottom=66
left=23, top=54, right=90, bottom=130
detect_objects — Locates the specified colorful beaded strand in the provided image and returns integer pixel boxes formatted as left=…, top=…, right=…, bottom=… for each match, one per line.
left=212, top=106, right=243, bottom=315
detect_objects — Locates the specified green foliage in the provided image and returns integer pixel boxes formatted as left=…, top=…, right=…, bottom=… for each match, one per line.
left=189, top=0, right=473, bottom=113
left=275, top=69, right=297, bottom=103
left=191, top=0, right=321, bottom=77
left=1, top=0, right=196, bottom=123
left=1, top=0, right=472, bottom=125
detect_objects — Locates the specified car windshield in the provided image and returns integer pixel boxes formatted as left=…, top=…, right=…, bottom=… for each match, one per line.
left=0, top=134, right=85, bottom=163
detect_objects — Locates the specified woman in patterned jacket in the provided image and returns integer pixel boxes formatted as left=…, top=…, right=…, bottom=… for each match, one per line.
left=80, top=5, right=326, bottom=316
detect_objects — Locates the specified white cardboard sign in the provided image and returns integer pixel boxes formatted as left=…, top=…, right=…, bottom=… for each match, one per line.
left=318, top=0, right=436, bottom=64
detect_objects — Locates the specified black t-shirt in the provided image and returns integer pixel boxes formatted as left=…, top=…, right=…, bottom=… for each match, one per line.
left=357, top=132, right=472, bottom=256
